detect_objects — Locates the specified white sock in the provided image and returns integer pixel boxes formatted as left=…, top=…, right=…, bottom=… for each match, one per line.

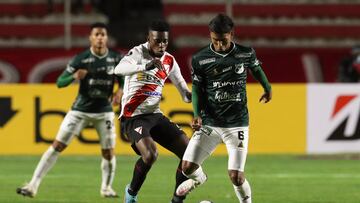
left=29, top=146, right=60, bottom=191
left=183, top=166, right=207, bottom=184
left=233, top=179, right=252, bottom=203
left=101, top=156, right=116, bottom=189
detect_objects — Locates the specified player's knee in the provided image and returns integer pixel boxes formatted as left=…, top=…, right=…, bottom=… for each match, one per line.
left=142, top=150, right=158, bottom=165
left=228, top=170, right=245, bottom=186
left=182, top=161, right=198, bottom=175
left=101, top=149, right=114, bottom=160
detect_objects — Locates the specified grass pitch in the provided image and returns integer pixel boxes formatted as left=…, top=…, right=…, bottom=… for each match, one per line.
left=0, top=154, right=359, bottom=203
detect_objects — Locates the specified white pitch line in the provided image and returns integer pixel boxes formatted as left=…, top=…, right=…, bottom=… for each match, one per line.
left=211, top=173, right=360, bottom=179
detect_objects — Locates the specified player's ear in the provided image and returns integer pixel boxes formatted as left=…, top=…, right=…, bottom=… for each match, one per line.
left=147, top=32, right=150, bottom=42
left=230, top=30, right=234, bottom=37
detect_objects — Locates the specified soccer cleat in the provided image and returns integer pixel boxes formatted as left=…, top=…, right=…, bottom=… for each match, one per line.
left=124, top=184, right=138, bottom=203
left=16, top=183, right=37, bottom=198
left=175, top=176, right=207, bottom=197
left=170, top=195, right=184, bottom=203
left=100, top=186, right=119, bottom=198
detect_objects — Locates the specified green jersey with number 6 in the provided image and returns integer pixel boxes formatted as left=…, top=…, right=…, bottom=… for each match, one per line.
left=192, top=43, right=271, bottom=127
left=65, top=49, right=122, bottom=113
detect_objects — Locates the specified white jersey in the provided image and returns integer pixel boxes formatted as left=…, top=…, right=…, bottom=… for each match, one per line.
left=114, top=42, right=190, bottom=117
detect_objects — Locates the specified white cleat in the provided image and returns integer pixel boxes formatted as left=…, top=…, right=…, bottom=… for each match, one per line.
left=16, top=183, right=37, bottom=198
left=176, top=179, right=202, bottom=196
left=101, top=186, right=119, bottom=198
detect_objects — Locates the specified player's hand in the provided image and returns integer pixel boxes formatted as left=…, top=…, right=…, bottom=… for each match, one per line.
left=191, top=116, right=202, bottom=131
left=73, top=69, right=88, bottom=80
left=145, top=59, right=163, bottom=71
left=259, top=91, right=272, bottom=103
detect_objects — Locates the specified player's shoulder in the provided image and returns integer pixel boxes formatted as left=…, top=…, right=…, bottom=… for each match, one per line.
left=108, top=48, right=122, bottom=56
left=234, top=43, right=255, bottom=54
left=192, top=45, right=212, bottom=61
left=164, top=51, right=175, bottom=59
left=75, top=48, right=92, bottom=58
left=124, top=43, right=144, bottom=58
left=70, top=48, right=91, bottom=64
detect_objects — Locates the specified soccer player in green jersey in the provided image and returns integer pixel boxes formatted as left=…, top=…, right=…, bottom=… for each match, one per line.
left=176, top=14, right=272, bottom=203
left=16, top=22, right=123, bottom=198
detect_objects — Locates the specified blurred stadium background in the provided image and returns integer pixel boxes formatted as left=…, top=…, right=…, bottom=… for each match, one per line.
left=0, top=0, right=360, bottom=202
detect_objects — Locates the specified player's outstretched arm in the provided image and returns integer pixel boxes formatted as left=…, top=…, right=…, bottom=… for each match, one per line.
left=114, top=59, right=163, bottom=76
left=250, top=67, right=272, bottom=103
left=56, top=69, right=87, bottom=88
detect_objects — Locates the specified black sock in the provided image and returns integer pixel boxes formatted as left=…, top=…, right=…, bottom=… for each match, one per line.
left=172, top=161, right=187, bottom=201
left=129, top=158, right=152, bottom=196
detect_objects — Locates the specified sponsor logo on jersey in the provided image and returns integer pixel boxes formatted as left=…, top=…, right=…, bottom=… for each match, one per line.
left=234, top=53, right=251, bottom=58
left=88, top=79, right=113, bottom=85
left=98, top=66, right=107, bottom=72
left=106, top=57, right=116, bottom=62
left=193, top=75, right=200, bottom=82
left=253, top=59, right=261, bottom=66
left=200, top=126, right=212, bottom=136
left=66, top=65, right=75, bottom=73
left=213, top=80, right=243, bottom=88
left=222, top=66, right=232, bottom=73
left=126, top=51, right=133, bottom=56
left=137, top=72, right=162, bottom=85
left=235, top=63, right=245, bottom=74
left=199, top=58, right=216, bottom=65
left=81, top=57, right=95, bottom=63
left=212, top=68, right=219, bottom=75
left=142, top=91, right=162, bottom=97
left=134, top=126, right=143, bottom=134
left=215, top=91, right=241, bottom=102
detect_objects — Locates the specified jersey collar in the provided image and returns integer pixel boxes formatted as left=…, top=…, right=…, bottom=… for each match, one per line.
left=209, top=42, right=235, bottom=57
left=90, top=47, right=109, bottom=59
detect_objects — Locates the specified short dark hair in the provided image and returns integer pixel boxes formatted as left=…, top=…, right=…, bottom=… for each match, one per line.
left=209, top=13, right=234, bottom=33
left=90, top=22, right=108, bottom=31
left=148, top=19, right=170, bottom=32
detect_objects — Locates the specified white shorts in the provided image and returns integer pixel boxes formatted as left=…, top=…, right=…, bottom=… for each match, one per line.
left=182, top=125, right=249, bottom=171
left=56, top=110, right=116, bottom=149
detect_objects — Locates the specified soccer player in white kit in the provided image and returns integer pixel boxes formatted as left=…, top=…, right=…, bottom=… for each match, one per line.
left=114, top=20, right=192, bottom=203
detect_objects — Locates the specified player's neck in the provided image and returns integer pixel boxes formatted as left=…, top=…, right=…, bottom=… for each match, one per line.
left=91, top=47, right=108, bottom=57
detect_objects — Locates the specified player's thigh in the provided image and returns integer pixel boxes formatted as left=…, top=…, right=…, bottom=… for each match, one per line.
left=182, top=126, right=221, bottom=165
left=93, top=112, right=116, bottom=149
left=222, top=126, right=249, bottom=171
left=150, top=115, right=189, bottom=157
left=56, top=110, right=89, bottom=145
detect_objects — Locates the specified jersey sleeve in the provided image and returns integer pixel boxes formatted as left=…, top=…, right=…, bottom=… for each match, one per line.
left=56, top=54, right=83, bottom=87
left=247, top=48, right=262, bottom=72
left=247, top=48, right=272, bottom=92
left=114, top=47, right=147, bottom=75
left=191, top=56, right=204, bottom=117
left=66, top=54, right=83, bottom=74
left=191, top=56, right=203, bottom=87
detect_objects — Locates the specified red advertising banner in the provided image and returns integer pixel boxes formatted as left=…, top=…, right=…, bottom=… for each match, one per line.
left=0, top=47, right=349, bottom=83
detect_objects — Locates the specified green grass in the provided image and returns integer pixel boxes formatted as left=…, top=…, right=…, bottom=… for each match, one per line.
left=0, top=155, right=359, bottom=203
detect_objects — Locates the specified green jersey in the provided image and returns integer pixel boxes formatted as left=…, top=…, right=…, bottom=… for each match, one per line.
left=64, top=48, right=122, bottom=113
left=191, top=42, right=271, bottom=127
